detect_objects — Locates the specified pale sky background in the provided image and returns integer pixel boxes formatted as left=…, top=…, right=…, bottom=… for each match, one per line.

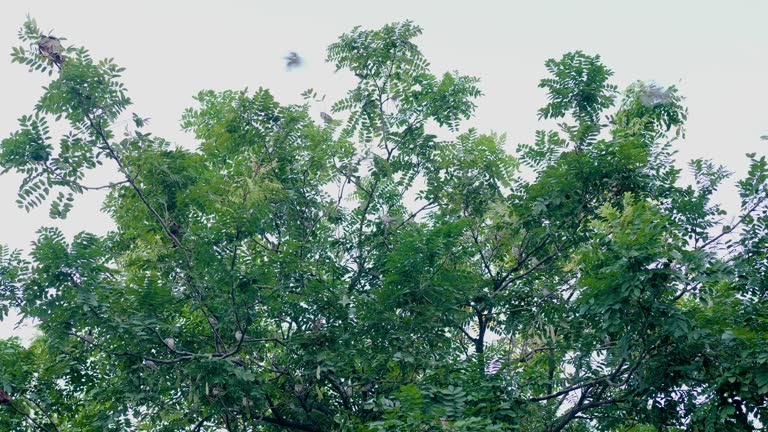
left=1, top=0, right=766, bottom=342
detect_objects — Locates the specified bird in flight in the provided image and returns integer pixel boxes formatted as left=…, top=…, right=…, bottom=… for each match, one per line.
left=285, top=52, right=302, bottom=71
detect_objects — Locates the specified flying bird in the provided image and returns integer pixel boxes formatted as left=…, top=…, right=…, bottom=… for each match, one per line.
left=284, top=52, right=302, bottom=70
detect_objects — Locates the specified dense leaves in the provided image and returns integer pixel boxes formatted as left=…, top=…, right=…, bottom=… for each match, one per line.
left=1, top=18, right=767, bottom=431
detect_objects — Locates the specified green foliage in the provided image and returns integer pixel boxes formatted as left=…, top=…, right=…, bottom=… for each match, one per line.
left=538, top=51, right=617, bottom=147
left=612, top=81, right=687, bottom=140
left=1, top=17, right=767, bottom=432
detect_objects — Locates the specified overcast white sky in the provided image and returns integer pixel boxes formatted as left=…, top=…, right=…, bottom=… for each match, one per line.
left=1, top=0, right=767, bottom=341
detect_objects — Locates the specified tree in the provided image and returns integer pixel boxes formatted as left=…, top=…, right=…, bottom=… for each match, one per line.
left=1, top=18, right=767, bottom=432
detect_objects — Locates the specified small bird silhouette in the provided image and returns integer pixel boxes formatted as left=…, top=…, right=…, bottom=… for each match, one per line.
left=37, top=35, right=65, bottom=68
left=285, top=52, right=302, bottom=70
left=235, top=331, right=256, bottom=342
left=0, top=388, right=12, bottom=405
left=541, top=288, right=558, bottom=300
left=163, top=338, right=175, bottom=350
left=320, top=112, right=334, bottom=124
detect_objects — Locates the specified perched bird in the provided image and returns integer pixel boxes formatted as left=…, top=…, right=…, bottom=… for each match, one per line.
left=0, top=388, right=12, bottom=405
left=37, top=35, right=65, bottom=68
left=163, top=338, right=175, bottom=350
left=235, top=331, right=255, bottom=342
left=284, top=52, right=302, bottom=70
left=360, top=382, right=374, bottom=399
left=208, top=316, right=218, bottom=326
left=311, top=317, right=325, bottom=332
left=541, top=288, right=558, bottom=300
left=143, top=359, right=159, bottom=370
left=380, top=212, right=399, bottom=225
left=638, top=82, right=672, bottom=107
left=85, top=329, right=93, bottom=344
left=320, top=112, right=334, bottom=124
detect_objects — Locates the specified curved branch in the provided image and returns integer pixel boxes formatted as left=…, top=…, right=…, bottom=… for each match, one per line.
left=22, top=397, right=60, bottom=432
left=83, top=111, right=185, bottom=251
left=700, top=193, right=767, bottom=250
left=6, top=399, right=52, bottom=432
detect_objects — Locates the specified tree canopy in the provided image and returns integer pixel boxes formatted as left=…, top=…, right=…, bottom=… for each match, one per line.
left=1, top=18, right=767, bottom=432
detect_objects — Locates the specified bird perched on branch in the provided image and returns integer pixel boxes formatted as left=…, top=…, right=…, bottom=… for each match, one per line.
left=541, top=287, right=559, bottom=300
left=235, top=331, right=256, bottom=342
left=320, top=112, right=334, bottom=124
left=312, top=317, right=325, bottom=332
left=0, top=388, right=12, bottom=405
left=163, top=338, right=176, bottom=350
left=37, top=35, right=65, bottom=68
left=284, top=51, right=302, bottom=70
